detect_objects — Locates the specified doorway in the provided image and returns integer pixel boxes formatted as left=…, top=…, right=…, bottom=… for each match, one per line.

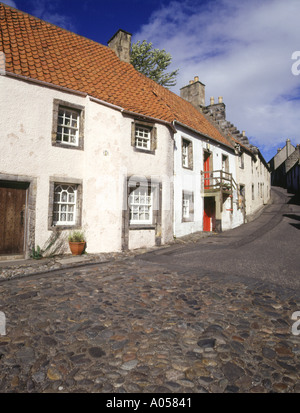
left=203, top=197, right=216, bottom=232
left=203, top=150, right=212, bottom=189
left=0, top=181, right=28, bottom=255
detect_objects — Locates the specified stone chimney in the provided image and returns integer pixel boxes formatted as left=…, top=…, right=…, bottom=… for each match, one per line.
left=286, top=138, right=293, bottom=158
left=180, top=76, right=206, bottom=108
left=108, top=29, right=132, bottom=63
left=206, top=96, right=226, bottom=121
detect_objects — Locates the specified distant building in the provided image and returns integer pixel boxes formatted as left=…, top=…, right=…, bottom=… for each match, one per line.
left=268, top=139, right=295, bottom=188
left=286, top=145, right=300, bottom=195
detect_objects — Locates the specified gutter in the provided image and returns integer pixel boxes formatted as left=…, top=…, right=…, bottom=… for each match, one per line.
left=121, top=109, right=177, bottom=134
left=88, top=96, right=124, bottom=112
left=3, top=71, right=87, bottom=97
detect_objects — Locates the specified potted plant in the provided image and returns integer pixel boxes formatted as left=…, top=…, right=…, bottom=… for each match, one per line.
left=68, top=231, right=86, bottom=256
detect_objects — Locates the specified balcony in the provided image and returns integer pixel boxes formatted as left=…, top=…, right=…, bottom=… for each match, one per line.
left=201, top=170, right=237, bottom=212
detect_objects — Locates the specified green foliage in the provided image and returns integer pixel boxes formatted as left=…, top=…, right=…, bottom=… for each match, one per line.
left=68, top=231, right=85, bottom=243
left=31, top=245, right=43, bottom=260
left=131, top=40, right=179, bottom=89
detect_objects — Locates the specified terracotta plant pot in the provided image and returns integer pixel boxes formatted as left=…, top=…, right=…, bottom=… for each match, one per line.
left=69, top=241, right=86, bottom=256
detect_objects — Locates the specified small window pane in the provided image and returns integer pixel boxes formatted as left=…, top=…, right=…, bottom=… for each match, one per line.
left=129, top=187, right=152, bottom=224
left=53, top=184, right=77, bottom=226
left=57, top=107, right=79, bottom=146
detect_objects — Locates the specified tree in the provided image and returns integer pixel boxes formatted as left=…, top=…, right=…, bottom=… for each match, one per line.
left=130, top=40, right=179, bottom=89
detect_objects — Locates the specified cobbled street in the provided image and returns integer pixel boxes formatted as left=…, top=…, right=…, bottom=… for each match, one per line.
left=0, top=187, right=299, bottom=393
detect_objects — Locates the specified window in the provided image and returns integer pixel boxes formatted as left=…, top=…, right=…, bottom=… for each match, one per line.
left=182, top=197, right=189, bottom=219
left=52, top=99, right=85, bottom=150
left=53, top=184, right=77, bottom=226
left=57, top=108, right=79, bottom=146
left=135, top=125, right=151, bottom=150
left=182, top=141, right=189, bottom=167
left=239, top=153, right=244, bottom=169
left=182, top=138, right=193, bottom=169
left=238, top=184, right=245, bottom=209
left=239, top=184, right=245, bottom=197
left=129, top=187, right=152, bottom=225
left=131, top=121, right=157, bottom=153
left=222, top=155, right=229, bottom=173
left=182, top=191, right=194, bottom=222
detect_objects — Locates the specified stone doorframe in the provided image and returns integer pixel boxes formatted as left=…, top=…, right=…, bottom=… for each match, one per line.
left=0, top=173, right=37, bottom=259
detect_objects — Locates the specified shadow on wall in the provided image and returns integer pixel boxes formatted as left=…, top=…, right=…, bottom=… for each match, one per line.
left=36, top=231, right=69, bottom=258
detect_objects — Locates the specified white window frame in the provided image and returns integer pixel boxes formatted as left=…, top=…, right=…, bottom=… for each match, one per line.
left=183, top=197, right=190, bottom=219
left=129, top=187, right=153, bottom=225
left=53, top=184, right=77, bottom=226
left=57, top=107, right=80, bottom=146
left=135, top=126, right=151, bottom=151
left=182, top=140, right=189, bottom=168
left=182, top=191, right=194, bottom=222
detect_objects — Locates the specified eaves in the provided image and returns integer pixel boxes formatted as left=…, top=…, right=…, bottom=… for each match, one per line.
left=173, top=120, right=235, bottom=153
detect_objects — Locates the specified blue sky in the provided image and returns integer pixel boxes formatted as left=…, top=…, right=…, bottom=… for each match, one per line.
left=3, top=0, right=300, bottom=162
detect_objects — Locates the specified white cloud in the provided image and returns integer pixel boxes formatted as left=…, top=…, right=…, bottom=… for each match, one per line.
left=28, top=0, right=75, bottom=31
left=1, top=0, right=18, bottom=8
left=133, top=0, right=300, bottom=161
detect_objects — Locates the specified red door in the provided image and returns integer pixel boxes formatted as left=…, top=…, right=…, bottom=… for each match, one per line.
left=204, top=197, right=215, bottom=232
left=204, top=152, right=210, bottom=189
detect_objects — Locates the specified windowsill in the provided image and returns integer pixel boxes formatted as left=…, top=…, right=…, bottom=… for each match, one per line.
left=129, top=224, right=156, bottom=230
left=52, top=141, right=83, bottom=151
left=133, top=147, right=155, bottom=155
left=50, top=225, right=82, bottom=231
left=182, top=165, right=193, bottom=171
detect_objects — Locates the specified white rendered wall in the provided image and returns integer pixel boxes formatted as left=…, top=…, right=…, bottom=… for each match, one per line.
left=0, top=75, right=174, bottom=254
left=173, top=125, right=241, bottom=236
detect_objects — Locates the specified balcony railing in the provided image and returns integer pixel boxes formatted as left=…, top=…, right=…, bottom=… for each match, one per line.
left=201, top=170, right=237, bottom=212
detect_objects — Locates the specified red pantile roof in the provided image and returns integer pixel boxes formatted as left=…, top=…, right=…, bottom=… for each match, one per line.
left=0, top=2, right=233, bottom=149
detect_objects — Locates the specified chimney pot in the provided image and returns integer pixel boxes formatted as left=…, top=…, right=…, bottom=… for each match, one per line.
left=210, top=97, right=215, bottom=105
left=218, top=96, right=223, bottom=103
left=194, top=76, right=199, bottom=82
left=242, top=131, right=245, bottom=137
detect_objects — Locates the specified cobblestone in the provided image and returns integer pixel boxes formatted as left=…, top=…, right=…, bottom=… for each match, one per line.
left=0, top=254, right=299, bottom=393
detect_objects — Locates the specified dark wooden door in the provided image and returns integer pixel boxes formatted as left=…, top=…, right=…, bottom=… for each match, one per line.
left=0, top=184, right=27, bottom=255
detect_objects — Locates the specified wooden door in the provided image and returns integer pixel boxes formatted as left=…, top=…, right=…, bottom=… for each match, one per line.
left=0, top=184, right=27, bottom=255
